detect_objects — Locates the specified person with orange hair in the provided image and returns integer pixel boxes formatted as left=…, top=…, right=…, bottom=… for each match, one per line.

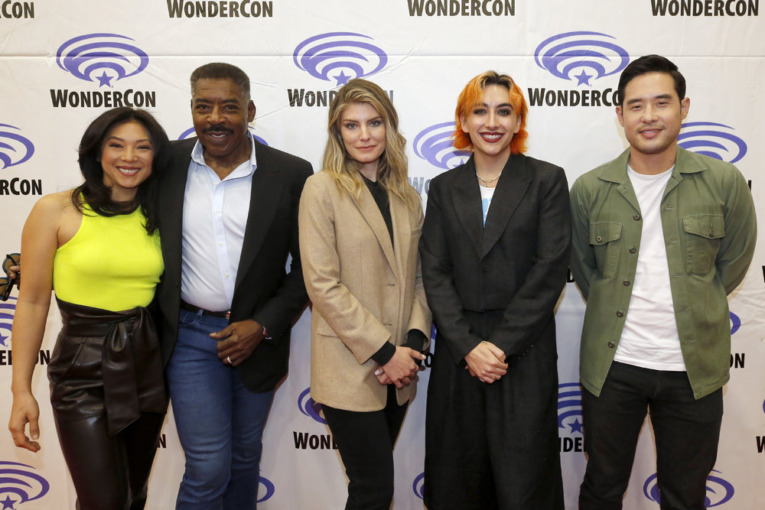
left=420, top=71, right=571, bottom=509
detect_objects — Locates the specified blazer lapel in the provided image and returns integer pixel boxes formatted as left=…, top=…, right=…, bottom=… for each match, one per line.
left=161, top=139, right=195, bottom=279
left=480, top=153, right=532, bottom=259
left=452, top=158, right=484, bottom=259
left=351, top=184, right=396, bottom=274
left=235, top=143, right=286, bottom=290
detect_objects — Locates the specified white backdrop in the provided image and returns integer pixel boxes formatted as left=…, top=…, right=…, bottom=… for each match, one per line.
left=0, top=1, right=763, bottom=508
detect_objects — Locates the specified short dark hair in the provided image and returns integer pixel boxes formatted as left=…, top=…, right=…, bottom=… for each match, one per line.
left=75, top=107, right=170, bottom=234
left=190, top=62, right=251, bottom=100
left=617, top=54, right=686, bottom=106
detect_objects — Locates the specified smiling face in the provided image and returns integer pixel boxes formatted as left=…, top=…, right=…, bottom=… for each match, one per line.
left=339, top=102, right=387, bottom=180
left=100, top=120, right=154, bottom=202
left=191, top=77, right=255, bottom=172
left=616, top=72, right=690, bottom=173
left=460, top=84, right=521, bottom=166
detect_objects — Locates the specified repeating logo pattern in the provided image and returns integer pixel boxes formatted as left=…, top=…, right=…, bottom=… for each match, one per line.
left=534, top=31, right=629, bottom=86
left=643, top=470, right=735, bottom=507
left=0, top=461, right=50, bottom=508
left=0, top=298, right=15, bottom=346
left=56, top=33, right=148, bottom=87
left=413, top=122, right=470, bottom=170
left=293, top=32, right=387, bottom=85
left=297, top=387, right=326, bottom=424
left=0, top=125, right=34, bottom=170
left=678, top=122, right=747, bottom=163
left=558, top=382, right=584, bottom=434
left=412, top=472, right=425, bottom=500
left=257, top=475, right=275, bottom=503
left=177, top=127, right=268, bottom=146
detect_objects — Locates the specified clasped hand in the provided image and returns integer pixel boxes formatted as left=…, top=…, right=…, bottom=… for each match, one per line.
left=374, top=346, right=425, bottom=389
left=465, top=340, right=507, bottom=383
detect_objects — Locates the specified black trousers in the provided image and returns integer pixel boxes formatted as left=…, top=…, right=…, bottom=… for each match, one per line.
left=579, top=362, right=723, bottom=510
left=321, top=385, right=408, bottom=510
left=424, top=311, right=563, bottom=510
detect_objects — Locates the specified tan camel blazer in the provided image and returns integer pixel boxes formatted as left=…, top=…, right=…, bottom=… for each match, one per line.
left=299, top=171, right=431, bottom=411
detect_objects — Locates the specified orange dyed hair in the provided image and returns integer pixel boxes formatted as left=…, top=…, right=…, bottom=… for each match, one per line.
left=453, top=71, right=528, bottom=154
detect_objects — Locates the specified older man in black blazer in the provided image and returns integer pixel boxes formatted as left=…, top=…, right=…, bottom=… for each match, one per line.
left=156, top=63, right=312, bottom=509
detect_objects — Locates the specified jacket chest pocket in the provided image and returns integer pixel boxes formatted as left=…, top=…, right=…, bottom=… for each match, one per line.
left=590, top=222, right=622, bottom=279
left=683, top=214, right=724, bottom=275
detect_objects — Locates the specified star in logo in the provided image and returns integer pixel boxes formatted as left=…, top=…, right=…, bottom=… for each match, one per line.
left=334, top=70, right=351, bottom=86
left=574, top=69, right=592, bottom=86
left=96, top=71, right=114, bottom=88
left=1, top=495, right=16, bottom=510
left=568, top=418, right=584, bottom=434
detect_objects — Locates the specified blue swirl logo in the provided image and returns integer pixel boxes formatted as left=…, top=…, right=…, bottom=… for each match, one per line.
left=297, top=387, right=326, bottom=424
left=643, top=470, right=734, bottom=507
left=56, top=33, right=148, bottom=88
left=0, top=461, right=50, bottom=508
left=293, top=32, right=387, bottom=85
left=413, top=122, right=471, bottom=170
left=257, top=475, right=275, bottom=503
left=412, top=472, right=425, bottom=500
left=0, top=298, right=16, bottom=347
left=177, top=126, right=268, bottom=147
left=678, top=122, right=747, bottom=164
left=558, top=382, right=584, bottom=434
left=0, top=124, right=35, bottom=170
left=729, top=311, right=741, bottom=335
left=534, top=31, right=629, bottom=87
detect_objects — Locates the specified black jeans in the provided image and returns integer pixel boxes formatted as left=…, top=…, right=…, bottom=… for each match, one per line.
left=579, top=362, right=723, bottom=510
left=321, top=385, right=408, bottom=510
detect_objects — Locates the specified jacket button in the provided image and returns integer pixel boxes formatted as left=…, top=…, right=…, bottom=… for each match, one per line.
left=623, top=280, right=631, bottom=286
left=607, top=341, right=615, bottom=348
left=482, top=263, right=489, bottom=271
left=616, top=311, right=624, bottom=317
left=633, top=214, right=641, bottom=221
left=595, top=235, right=603, bottom=243
left=629, top=247, right=636, bottom=254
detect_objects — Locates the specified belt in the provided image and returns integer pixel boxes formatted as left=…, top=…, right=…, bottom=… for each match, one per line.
left=180, top=300, right=230, bottom=320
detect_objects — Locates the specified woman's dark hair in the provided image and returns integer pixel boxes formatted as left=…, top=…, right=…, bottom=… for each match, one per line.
left=74, top=107, right=170, bottom=234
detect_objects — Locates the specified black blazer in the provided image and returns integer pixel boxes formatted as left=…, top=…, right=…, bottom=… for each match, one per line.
left=156, top=137, right=313, bottom=391
left=419, top=153, right=571, bottom=365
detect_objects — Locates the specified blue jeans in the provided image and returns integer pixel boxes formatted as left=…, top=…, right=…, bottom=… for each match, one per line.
left=579, top=362, right=723, bottom=510
left=167, top=309, right=275, bottom=510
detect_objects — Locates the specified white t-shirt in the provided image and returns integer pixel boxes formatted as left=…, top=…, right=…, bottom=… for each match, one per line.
left=480, top=184, right=496, bottom=226
left=614, top=165, right=686, bottom=371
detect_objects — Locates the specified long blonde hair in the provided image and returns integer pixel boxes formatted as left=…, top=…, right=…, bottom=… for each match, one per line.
left=322, top=79, right=419, bottom=210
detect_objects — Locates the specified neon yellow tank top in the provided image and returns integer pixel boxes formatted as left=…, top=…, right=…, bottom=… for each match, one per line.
left=53, top=203, right=163, bottom=311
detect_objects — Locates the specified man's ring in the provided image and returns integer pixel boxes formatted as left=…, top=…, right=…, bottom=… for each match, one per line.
left=226, top=356, right=232, bottom=365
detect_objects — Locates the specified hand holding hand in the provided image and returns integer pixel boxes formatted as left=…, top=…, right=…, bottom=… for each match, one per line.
left=465, top=341, right=507, bottom=384
left=381, top=346, right=425, bottom=389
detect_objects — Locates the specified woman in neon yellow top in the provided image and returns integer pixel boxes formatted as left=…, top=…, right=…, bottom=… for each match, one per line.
left=9, top=107, right=171, bottom=510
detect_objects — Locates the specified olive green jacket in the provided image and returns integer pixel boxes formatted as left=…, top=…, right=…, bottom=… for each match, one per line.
left=570, top=148, right=756, bottom=399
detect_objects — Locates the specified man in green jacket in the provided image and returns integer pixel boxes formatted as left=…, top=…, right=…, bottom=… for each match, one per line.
left=570, top=54, right=756, bottom=509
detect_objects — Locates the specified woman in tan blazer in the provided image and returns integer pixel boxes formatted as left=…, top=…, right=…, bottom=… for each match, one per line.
left=299, top=79, right=431, bottom=510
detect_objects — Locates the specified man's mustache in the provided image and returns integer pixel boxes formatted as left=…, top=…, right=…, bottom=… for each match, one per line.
left=203, top=125, right=233, bottom=134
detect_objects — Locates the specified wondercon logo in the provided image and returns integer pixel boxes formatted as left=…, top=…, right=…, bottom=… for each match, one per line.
left=0, top=298, right=16, bottom=347
left=293, top=32, right=387, bottom=86
left=412, top=472, right=425, bottom=499
left=678, top=122, right=747, bottom=164
left=729, top=311, right=741, bottom=335
left=534, top=31, right=629, bottom=87
left=0, top=461, right=50, bottom=508
left=413, top=122, right=470, bottom=170
left=0, top=124, right=34, bottom=170
left=643, top=470, right=734, bottom=507
left=558, top=382, right=584, bottom=433
left=297, top=387, right=326, bottom=424
left=257, top=475, right=275, bottom=503
left=177, top=127, right=268, bottom=146
left=56, top=33, right=148, bottom=88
